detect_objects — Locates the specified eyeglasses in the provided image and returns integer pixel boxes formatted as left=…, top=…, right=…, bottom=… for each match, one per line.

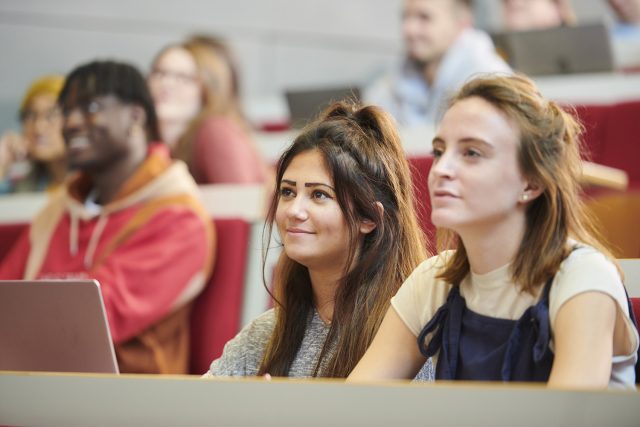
left=21, top=108, right=62, bottom=125
left=61, top=96, right=125, bottom=120
left=149, top=68, right=199, bottom=86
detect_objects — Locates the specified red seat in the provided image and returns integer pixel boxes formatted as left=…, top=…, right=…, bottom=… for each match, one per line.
left=189, top=218, right=251, bottom=374
left=631, top=298, right=640, bottom=325
left=408, top=156, right=435, bottom=248
left=0, top=222, right=29, bottom=262
left=572, top=101, right=640, bottom=189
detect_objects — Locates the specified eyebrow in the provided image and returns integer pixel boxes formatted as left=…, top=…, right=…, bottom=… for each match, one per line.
left=432, top=136, right=495, bottom=150
left=281, top=179, right=335, bottom=192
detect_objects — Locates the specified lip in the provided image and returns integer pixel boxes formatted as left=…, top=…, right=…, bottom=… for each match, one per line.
left=286, top=228, right=314, bottom=234
left=432, top=189, right=459, bottom=198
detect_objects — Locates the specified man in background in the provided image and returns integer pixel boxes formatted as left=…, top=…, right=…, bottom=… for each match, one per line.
left=364, top=0, right=510, bottom=126
left=0, top=60, right=215, bottom=374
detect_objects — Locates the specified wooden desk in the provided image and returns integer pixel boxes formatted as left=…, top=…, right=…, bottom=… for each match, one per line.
left=0, top=372, right=638, bottom=427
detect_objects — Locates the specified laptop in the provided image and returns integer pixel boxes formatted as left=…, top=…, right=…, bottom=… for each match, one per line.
left=285, top=86, right=361, bottom=128
left=491, top=22, right=614, bottom=76
left=0, top=280, right=119, bottom=374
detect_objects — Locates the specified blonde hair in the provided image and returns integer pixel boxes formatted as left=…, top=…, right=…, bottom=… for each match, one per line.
left=19, top=75, right=65, bottom=120
left=437, top=74, right=618, bottom=293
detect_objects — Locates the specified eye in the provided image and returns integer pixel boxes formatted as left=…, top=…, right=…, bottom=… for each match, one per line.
left=463, top=148, right=482, bottom=158
left=86, top=100, right=101, bottom=115
left=431, top=147, right=444, bottom=159
left=279, top=187, right=294, bottom=198
left=312, top=190, right=331, bottom=200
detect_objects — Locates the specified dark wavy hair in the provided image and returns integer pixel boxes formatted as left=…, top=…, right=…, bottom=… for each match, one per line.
left=258, top=101, right=428, bottom=377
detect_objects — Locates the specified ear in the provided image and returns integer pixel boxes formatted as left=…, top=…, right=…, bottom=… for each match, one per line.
left=359, top=201, right=384, bottom=234
left=130, top=105, right=147, bottom=127
left=520, top=181, right=544, bottom=204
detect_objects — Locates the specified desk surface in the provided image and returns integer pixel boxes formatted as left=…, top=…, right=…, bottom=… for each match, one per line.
left=0, top=372, right=638, bottom=427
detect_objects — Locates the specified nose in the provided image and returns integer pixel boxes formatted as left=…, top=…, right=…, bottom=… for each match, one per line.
left=430, top=150, right=456, bottom=180
left=62, top=107, right=87, bottom=137
left=286, top=194, right=309, bottom=221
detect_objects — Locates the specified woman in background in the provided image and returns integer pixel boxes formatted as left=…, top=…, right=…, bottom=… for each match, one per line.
left=206, top=101, right=432, bottom=379
left=0, top=75, right=66, bottom=193
left=149, top=35, right=269, bottom=184
left=349, top=74, right=638, bottom=388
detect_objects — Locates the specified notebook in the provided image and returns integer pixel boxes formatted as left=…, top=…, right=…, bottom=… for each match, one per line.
left=0, top=280, right=119, bottom=374
left=285, top=86, right=361, bottom=128
left=491, top=22, right=615, bottom=75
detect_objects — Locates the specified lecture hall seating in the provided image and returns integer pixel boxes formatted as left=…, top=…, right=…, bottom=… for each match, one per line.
left=0, top=218, right=253, bottom=375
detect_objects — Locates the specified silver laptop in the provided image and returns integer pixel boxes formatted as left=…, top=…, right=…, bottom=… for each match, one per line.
left=0, top=280, right=119, bottom=374
left=285, top=86, right=361, bottom=128
left=491, top=22, right=614, bottom=75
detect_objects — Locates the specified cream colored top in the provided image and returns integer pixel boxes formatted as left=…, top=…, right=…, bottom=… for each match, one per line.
left=391, top=245, right=639, bottom=389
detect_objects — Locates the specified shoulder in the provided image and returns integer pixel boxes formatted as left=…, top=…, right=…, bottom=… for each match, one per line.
left=196, top=116, right=247, bottom=141
left=550, top=244, right=626, bottom=321
left=208, top=309, right=276, bottom=377
left=391, top=252, right=454, bottom=336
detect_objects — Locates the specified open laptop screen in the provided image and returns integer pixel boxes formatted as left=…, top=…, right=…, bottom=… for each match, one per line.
left=285, top=86, right=361, bottom=129
left=491, top=22, right=614, bottom=76
left=0, top=280, right=119, bottom=374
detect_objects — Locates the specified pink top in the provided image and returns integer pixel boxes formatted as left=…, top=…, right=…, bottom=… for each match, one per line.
left=191, top=116, right=269, bottom=184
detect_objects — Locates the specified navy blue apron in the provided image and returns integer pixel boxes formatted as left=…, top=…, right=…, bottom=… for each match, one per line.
left=417, top=278, right=555, bottom=381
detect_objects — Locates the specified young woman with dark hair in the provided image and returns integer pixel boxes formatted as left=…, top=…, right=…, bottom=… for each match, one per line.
left=205, top=101, right=432, bottom=379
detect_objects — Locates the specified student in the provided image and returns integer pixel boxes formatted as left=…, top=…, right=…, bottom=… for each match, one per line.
left=502, top=0, right=576, bottom=31
left=349, top=74, right=638, bottom=388
left=0, top=60, right=215, bottom=374
left=148, top=35, right=269, bottom=184
left=363, top=0, right=510, bottom=126
left=206, top=101, right=432, bottom=379
left=0, top=75, right=67, bottom=193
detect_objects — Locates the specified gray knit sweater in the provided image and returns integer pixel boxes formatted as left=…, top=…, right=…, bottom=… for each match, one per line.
left=206, top=308, right=434, bottom=380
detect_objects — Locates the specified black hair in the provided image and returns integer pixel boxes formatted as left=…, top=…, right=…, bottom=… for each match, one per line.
left=58, top=60, right=161, bottom=142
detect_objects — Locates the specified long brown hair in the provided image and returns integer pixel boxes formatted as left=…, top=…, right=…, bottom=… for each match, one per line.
left=152, top=35, right=248, bottom=165
left=436, top=74, right=619, bottom=293
left=258, top=101, right=427, bottom=377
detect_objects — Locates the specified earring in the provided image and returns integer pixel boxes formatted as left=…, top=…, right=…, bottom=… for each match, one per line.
left=521, top=194, right=529, bottom=202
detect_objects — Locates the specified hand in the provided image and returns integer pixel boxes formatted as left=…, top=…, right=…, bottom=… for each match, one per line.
left=0, top=131, right=28, bottom=178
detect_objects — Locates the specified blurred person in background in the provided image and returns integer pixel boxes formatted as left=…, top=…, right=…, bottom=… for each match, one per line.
left=149, top=35, right=270, bottom=185
left=0, top=75, right=67, bottom=194
left=502, top=0, right=576, bottom=31
left=364, top=0, right=510, bottom=126
left=0, top=60, right=215, bottom=374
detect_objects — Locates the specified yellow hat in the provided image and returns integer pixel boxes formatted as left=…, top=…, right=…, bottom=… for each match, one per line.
left=19, top=75, right=65, bottom=117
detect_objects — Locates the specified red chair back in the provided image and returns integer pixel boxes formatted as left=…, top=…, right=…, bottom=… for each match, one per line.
left=0, top=222, right=29, bottom=263
left=189, top=218, right=251, bottom=374
left=408, top=156, right=435, bottom=248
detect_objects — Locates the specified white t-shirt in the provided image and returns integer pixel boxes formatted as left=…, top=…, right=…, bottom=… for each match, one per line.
left=391, top=245, right=638, bottom=389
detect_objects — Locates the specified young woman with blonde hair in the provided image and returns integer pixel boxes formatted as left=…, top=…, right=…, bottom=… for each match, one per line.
left=349, top=74, right=638, bottom=388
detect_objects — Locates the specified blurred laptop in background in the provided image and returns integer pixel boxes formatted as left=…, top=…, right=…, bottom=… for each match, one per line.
left=491, top=22, right=615, bottom=75
left=285, top=86, right=361, bottom=129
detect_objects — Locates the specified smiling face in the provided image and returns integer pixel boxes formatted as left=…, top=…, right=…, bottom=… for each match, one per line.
left=61, top=88, right=137, bottom=173
left=148, top=47, right=202, bottom=127
left=21, top=94, right=65, bottom=162
left=275, top=149, right=355, bottom=273
left=428, top=96, right=530, bottom=235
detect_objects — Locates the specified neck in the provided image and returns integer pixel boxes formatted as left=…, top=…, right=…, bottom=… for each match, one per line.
left=159, top=120, right=189, bottom=149
left=45, top=157, right=67, bottom=185
left=457, top=212, right=526, bottom=275
left=89, top=142, right=148, bottom=205
left=422, top=60, right=441, bottom=86
left=308, top=268, right=342, bottom=324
